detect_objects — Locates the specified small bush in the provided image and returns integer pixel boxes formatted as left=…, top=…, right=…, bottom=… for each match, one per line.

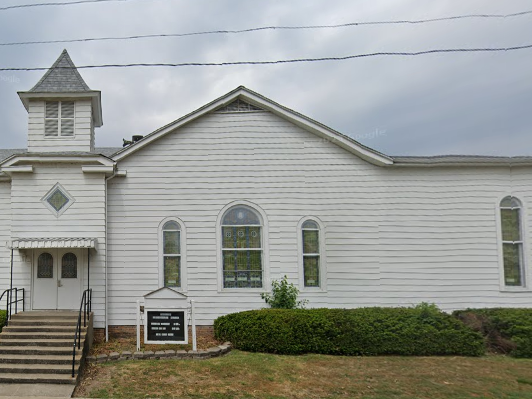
left=0, top=310, right=6, bottom=333
left=261, top=276, right=307, bottom=309
left=215, top=306, right=484, bottom=356
left=454, top=308, right=532, bottom=358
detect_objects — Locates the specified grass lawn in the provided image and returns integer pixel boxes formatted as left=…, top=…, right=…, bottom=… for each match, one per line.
left=75, top=351, right=532, bottom=399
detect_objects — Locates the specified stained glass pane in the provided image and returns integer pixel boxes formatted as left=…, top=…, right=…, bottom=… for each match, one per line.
left=222, top=250, right=262, bottom=288
left=304, top=256, right=320, bottom=287
left=37, top=253, right=53, bottom=279
left=164, top=256, right=180, bottom=287
left=500, top=196, right=521, bottom=208
left=303, top=230, right=319, bottom=254
left=302, top=220, right=318, bottom=229
left=503, top=243, right=522, bottom=286
left=501, top=209, right=521, bottom=242
left=164, top=230, right=180, bottom=254
left=222, top=227, right=261, bottom=249
left=163, top=221, right=180, bottom=230
left=222, top=206, right=261, bottom=225
left=47, top=189, right=69, bottom=212
left=61, top=253, right=77, bottom=279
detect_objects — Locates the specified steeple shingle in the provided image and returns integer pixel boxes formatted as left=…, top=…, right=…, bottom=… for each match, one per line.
left=30, top=50, right=90, bottom=93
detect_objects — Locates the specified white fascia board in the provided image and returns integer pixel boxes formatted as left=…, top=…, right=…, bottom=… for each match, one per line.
left=82, top=165, right=115, bottom=174
left=3, top=155, right=115, bottom=167
left=389, top=161, right=532, bottom=168
left=0, top=165, right=34, bottom=174
left=113, top=87, right=393, bottom=166
left=18, top=91, right=103, bottom=127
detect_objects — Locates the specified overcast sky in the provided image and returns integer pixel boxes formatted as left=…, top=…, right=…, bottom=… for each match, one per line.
left=0, top=0, right=531, bottom=156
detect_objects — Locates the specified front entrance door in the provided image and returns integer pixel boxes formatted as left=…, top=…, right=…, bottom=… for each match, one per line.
left=33, top=249, right=82, bottom=310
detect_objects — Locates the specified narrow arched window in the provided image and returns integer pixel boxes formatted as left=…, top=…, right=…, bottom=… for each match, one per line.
left=37, top=253, right=53, bottom=279
left=61, top=253, right=77, bottom=279
left=500, top=196, right=525, bottom=286
left=302, top=220, right=320, bottom=287
left=222, top=205, right=262, bottom=288
left=163, top=221, right=181, bottom=287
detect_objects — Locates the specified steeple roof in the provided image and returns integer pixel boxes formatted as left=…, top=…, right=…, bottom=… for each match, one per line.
left=29, top=49, right=91, bottom=93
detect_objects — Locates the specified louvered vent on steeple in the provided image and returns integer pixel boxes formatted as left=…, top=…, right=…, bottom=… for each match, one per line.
left=216, top=99, right=264, bottom=113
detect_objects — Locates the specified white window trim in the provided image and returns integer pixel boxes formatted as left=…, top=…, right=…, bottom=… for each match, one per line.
left=45, top=101, right=76, bottom=139
left=158, top=217, right=187, bottom=292
left=40, top=182, right=76, bottom=218
left=216, top=200, right=270, bottom=293
left=496, top=194, right=530, bottom=292
left=298, top=216, right=327, bottom=292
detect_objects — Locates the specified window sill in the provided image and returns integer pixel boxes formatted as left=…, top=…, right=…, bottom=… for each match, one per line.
left=499, top=287, right=531, bottom=293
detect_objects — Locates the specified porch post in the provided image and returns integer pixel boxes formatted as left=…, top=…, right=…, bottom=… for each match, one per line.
left=9, top=248, right=13, bottom=319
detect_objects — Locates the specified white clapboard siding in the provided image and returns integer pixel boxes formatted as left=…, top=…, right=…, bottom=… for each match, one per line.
left=105, top=110, right=532, bottom=326
left=7, top=164, right=106, bottom=327
left=27, top=99, right=94, bottom=153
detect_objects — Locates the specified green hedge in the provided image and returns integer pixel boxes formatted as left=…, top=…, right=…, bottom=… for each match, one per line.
left=0, top=310, right=6, bottom=333
left=454, top=308, right=532, bottom=358
left=215, top=306, right=485, bottom=356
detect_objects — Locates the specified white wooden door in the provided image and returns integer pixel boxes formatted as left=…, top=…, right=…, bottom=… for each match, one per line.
left=33, top=249, right=82, bottom=310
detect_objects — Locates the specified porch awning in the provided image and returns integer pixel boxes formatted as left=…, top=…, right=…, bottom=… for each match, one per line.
left=8, top=238, right=97, bottom=250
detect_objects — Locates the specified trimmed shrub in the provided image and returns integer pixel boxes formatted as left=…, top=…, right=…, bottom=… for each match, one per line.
left=215, top=305, right=485, bottom=356
left=0, top=310, right=6, bottom=333
left=454, top=308, right=532, bottom=358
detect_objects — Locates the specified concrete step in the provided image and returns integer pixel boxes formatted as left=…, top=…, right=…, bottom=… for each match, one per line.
left=0, top=339, right=74, bottom=347
left=2, top=325, right=85, bottom=333
left=10, top=311, right=78, bottom=320
left=6, top=319, right=80, bottom=327
left=0, top=363, right=77, bottom=375
left=0, top=332, right=86, bottom=340
left=0, top=346, right=78, bottom=356
left=0, top=354, right=81, bottom=365
left=0, top=372, right=77, bottom=384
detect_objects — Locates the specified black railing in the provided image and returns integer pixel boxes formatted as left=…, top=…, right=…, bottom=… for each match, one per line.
left=0, top=288, right=25, bottom=327
left=72, top=288, right=92, bottom=378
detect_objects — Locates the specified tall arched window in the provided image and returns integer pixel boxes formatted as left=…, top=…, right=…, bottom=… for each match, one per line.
left=302, top=220, right=321, bottom=287
left=162, top=221, right=181, bottom=287
left=500, top=196, right=525, bottom=287
left=221, top=205, right=263, bottom=288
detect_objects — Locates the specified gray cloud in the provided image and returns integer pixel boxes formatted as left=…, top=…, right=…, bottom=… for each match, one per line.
left=1, top=0, right=531, bottom=156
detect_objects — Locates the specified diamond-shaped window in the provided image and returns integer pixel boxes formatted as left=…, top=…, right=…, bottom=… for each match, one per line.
left=41, top=183, right=75, bottom=217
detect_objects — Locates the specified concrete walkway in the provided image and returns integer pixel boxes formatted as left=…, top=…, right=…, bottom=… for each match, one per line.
left=0, top=383, right=75, bottom=397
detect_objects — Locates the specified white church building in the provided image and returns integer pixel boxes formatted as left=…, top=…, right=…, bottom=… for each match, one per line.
left=1, top=50, right=531, bottom=339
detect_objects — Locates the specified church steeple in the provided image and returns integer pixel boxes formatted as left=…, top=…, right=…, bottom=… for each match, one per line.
left=18, top=50, right=103, bottom=153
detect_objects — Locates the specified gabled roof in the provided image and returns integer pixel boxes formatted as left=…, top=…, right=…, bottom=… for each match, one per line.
left=29, top=49, right=91, bottom=93
left=113, top=86, right=394, bottom=166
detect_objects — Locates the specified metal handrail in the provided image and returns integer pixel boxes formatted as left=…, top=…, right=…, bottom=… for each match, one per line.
left=71, top=288, right=92, bottom=378
left=0, top=288, right=25, bottom=327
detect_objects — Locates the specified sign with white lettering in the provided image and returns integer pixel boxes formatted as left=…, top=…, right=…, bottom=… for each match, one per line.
left=144, top=309, right=188, bottom=344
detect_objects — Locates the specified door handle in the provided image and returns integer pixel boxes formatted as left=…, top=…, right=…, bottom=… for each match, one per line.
left=57, top=280, right=63, bottom=287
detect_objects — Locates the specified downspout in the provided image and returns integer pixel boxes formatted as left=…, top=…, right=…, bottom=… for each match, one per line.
left=105, top=169, right=118, bottom=342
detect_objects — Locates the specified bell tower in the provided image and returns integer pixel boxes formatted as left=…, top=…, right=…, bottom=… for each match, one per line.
left=17, top=50, right=103, bottom=153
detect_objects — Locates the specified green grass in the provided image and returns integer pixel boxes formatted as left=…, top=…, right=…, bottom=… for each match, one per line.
left=75, top=351, right=532, bottom=399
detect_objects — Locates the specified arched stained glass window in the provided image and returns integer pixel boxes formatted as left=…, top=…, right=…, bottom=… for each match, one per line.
left=302, top=220, right=320, bottom=287
left=222, top=205, right=262, bottom=288
left=500, top=196, right=525, bottom=287
left=37, top=253, right=53, bottom=279
left=61, top=253, right=77, bottom=279
left=163, top=221, right=181, bottom=287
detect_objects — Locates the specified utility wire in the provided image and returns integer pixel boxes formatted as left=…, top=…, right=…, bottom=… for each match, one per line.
left=1, top=9, right=531, bottom=46
left=0, top=0, right=146, bottom=12
left=1, top=44, right=531, bottom=71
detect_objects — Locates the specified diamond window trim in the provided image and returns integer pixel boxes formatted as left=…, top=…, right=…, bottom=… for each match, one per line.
left=41, top=183, right=75, bottom=217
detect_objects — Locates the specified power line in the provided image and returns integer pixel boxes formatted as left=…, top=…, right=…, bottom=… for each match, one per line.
left=1, top=9, right=531, bottom=46
left=0, top=0, right=146, bottom=12
left=1, top=44, right=531, bottom=71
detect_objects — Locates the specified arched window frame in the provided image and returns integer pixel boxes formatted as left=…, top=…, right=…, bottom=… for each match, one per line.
left=216, top=201, right=269, bottom=292
left=497, top=195, right=529, bottom=291
left=158, top=217, right=187, bottom=291
left=298, top=217, right=327, bottom=291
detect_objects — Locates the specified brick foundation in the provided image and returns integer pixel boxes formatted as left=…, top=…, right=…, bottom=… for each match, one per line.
left=94, top=325, right=215, bottom=343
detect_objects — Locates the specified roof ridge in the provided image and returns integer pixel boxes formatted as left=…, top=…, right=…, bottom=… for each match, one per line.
left=29, top=49, right=91, bottom=93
